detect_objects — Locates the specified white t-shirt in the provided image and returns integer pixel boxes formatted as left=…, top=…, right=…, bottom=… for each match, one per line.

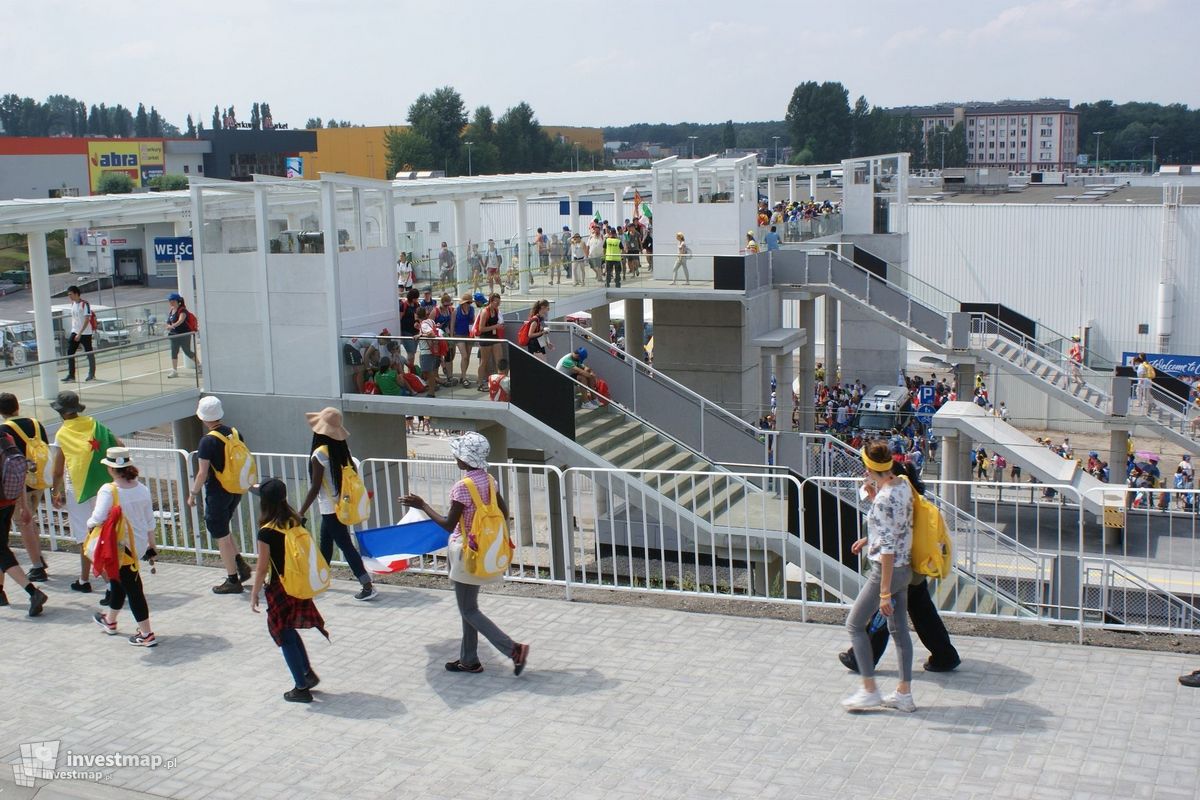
left=570, top=242, right=586, bottom=260
left=87, top=481, right=154, bottom=555
left=417, top=318, right=436, bottom=355
left=312, top=449, right=362, bottom=516
left=587, top=236, right=604, bottom=258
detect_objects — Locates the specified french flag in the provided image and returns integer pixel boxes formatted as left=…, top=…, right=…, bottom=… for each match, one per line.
left=355, top=509, right=449, bottom=574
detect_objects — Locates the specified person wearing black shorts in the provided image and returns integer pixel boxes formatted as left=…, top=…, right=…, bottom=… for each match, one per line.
left=0, top=393, right=49, bottom=582
left=188, top=396, right=252, bottom=594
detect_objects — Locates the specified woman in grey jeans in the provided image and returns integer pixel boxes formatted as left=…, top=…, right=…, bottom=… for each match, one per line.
left=843, top=439, right=916, bottom=712
left=401, top=432, right=530, bottom=676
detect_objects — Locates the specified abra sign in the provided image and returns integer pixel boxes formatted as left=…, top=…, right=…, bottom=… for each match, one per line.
left=1122, top=351, right=1200, bottom=378
left=153, top=237, right=193, bottom=262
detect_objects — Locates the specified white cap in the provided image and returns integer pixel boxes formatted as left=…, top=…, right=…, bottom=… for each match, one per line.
left=197, top=395, right=224, bottom=422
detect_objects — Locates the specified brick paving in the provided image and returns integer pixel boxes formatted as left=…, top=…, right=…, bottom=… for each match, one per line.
left=1, top=550, right=1198, bottom=800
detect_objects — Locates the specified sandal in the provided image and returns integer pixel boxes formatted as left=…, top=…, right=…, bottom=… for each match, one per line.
left=477, top=384, right=488, bottom=392
left=460, top=378, right=471, bottom=388
left=445, top=660, right=484, bottom=673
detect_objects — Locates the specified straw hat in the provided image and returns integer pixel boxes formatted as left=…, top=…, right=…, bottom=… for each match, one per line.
left=100, top=447, right=135, bottom=468
left=306, top=407, right=349, bottom=441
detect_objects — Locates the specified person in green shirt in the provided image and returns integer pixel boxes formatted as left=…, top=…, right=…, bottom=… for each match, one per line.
left=604, top=231, right=622, bottom=288
left=374, top=357, right=405, bottom=396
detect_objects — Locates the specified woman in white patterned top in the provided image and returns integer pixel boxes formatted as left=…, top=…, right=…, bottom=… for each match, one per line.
left=842, top=440, right=916, bottom=713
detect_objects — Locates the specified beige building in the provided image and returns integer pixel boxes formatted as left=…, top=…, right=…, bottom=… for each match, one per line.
left=899, top=99, right=1080, bottom=172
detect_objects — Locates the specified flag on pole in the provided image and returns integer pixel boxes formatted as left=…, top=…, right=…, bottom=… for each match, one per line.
left=354, top=508, right=449, bottom=574
left=641, top=202, right=652, bottom=220
left=632, top=190, right=643, bottom=220
left=55, top=416, right=119, bottom=502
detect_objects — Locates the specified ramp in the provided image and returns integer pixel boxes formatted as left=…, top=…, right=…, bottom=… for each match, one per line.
left=931, top=401, right=1113, bottom=516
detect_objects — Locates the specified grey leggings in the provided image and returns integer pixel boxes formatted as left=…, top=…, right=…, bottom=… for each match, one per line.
left=846, top=563, right=913, bottom=682
left=453, top=580, right=515, bottom=667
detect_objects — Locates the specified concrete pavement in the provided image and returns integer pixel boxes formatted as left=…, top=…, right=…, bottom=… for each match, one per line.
left=0, top=550, right=1198, bottom=800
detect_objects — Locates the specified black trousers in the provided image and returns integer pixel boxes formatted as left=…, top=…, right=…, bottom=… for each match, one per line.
left=66, top=334, right=95, bottom=378
left=858, top=578, right=958, bottom=666
left=604, top=261, right=621, bottom=288
left=108, top=564, right=150, bottom=623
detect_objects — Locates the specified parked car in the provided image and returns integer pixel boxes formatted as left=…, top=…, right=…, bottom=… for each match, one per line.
left=0, top=270, right=30, bottom=286
left=95, top=317, right=131, bottom=348
left=0, top=322, right=39, bottom=366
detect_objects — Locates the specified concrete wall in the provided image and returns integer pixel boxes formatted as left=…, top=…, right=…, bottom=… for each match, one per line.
left=339, top=248, right=399, bottom=336
left=0, top=154, right=89, bottom=201
left=652, top=298, right=762, bottom=422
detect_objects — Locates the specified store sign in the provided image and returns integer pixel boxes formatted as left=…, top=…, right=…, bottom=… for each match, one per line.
left=153, top=236, right=194, bottom=262
left=1122, top=351, right=1200, bottom=377
left=87, top=141, right=165, bottom=193
left=285, top=157, right=302, bottom=178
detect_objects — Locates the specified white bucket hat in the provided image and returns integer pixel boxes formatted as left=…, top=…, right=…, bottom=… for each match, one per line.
left=197, top=396, right=224, bottom=422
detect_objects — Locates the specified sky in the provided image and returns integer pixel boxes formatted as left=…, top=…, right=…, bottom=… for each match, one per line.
left=5, top=0, right=1197, bottom=131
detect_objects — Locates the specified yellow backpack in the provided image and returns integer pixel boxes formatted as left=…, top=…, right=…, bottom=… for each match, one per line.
left=317, top=446, right=371, bottom=526
left=266, top=520, right=330, bottom=599
left=904, top=476, right=953, bottom=579
left=461, top=476, right=514, bottom=580
left=207, top=428, right=257, bottom=494
left=5, top=419, right=51, bottom=490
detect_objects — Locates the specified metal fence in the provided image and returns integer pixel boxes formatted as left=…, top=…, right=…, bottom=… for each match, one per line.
left=25, top=447, right=1200, bottom=637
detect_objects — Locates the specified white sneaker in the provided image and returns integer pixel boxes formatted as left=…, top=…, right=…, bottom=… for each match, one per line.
left=166, top=369, right=178, bottom=379
left=841, top=687, right=882, bottom=711
left=881, top=690, right=917, bottom=713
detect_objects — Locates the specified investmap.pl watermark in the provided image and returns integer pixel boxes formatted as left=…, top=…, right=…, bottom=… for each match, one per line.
left=10, top=740, right=176, bottom=788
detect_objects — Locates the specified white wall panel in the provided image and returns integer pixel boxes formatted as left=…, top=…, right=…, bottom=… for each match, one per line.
left=907, top=203, right=1200, bottom=361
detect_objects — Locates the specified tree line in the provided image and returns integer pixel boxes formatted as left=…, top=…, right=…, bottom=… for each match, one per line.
left=385, top=86, right=600, bottom=177
left=0, top=93, right=179, bottom=138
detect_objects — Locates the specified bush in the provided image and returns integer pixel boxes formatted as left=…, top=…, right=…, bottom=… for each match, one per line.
left=148, top=174, right=190, bottom=191
left=96, top=173, right=135, bottom=194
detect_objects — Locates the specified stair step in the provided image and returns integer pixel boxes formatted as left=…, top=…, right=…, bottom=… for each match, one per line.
left=628, top=441, right=685, bottom=472
left=954, top=583, right=978, bottom=614
left=975, top=589, right=997, bottom=616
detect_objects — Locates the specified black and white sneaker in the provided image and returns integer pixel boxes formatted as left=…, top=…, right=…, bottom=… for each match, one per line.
left=27, top=566, right=47, bottom=583
left=128, top=632, right=157, bottom=647
left=353, top=585, right=378, bottom=602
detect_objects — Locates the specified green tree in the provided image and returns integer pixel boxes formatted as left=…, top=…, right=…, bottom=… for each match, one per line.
left=384, top=127, right=433, bottom=174
left=134, top=103, right=149, bottom=137
left=462, top=105, right=500, bottom=175
left=407, top=86, right=468, bottom=174
left=250, top=102, right=261, bottom=131
left=494, top=102, right=551, bottom=173
left=849, top=95, right=872, bottom=157
left=87, top=104, right=102, bottom=135
left=211, top=105, right=220, bottom=130
left=96, top=173, right=135, bottom=194
left=148, top=107, right=162, bottom=136
left=721, top=119, right=736, bottom=150
left=186, top=114, right=196, bottom=137
left=785, top=81, right=851, bottom=163
left=305, top=117, right=322, bottom=129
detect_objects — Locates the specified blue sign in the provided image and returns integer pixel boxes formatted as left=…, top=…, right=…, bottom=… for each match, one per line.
left=559, top=200, right=594, bottom=216
left=1122, top=351, right=1200, bottom=378
left=153, top=236, right=193, bottom=262
left=916, top=404, right=936, bottom=426
left=917, top=385, right=936, bottom=406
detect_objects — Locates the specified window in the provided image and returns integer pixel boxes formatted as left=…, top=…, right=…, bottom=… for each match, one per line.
left=183, top=165, right=189, bottom=174
left=428, top=221, right=440, bottom=233
left=197, top=164, right=203, bottom=173
left=405, top=221, right=416, bottom=233
left=1041, top=116, right=1053, bottom=125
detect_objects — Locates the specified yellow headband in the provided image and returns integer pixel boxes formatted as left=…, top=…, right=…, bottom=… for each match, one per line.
left=861, top=449, right=894, bottom=473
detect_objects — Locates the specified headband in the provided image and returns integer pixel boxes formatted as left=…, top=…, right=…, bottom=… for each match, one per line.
left=861, top=448, right=894, bottom=473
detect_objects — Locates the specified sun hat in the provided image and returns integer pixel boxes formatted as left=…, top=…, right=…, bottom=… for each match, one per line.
left=50, top=390, right=85, bottom=415
left=100, top=447, right=135, bottom=469
left=450, top=432, right=490, bottom=470
left=461, top=292, right=473, bottom=303
left=196, top=396, right=224, bottom=422
left=305, top=406, right=349, bottom=441
left=249, top=477, right=287, bottom=503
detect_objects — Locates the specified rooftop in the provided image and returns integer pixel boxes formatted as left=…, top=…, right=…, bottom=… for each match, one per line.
left=910, top=183, right=1200, bottom=205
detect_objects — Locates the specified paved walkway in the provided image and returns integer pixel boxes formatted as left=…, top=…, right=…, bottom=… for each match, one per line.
left=1, top=551, right=1198, bottom=800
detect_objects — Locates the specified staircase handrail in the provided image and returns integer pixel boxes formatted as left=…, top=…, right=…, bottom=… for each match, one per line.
left=969, top=313, right=1114, bottom=405
left=1085, top=556, right=1200, bottom=631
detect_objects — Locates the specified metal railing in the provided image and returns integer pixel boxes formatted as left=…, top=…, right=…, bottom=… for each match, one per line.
left=24, top=445, right=1199, bottom=636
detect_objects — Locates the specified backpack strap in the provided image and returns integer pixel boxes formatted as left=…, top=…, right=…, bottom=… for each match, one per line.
left=3, top=419, right=31, bottom=447
left=461, top=476, right=496, bottom=512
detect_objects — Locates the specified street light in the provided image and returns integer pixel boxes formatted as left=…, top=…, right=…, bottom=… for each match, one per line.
left=1150, top=135, right=1160, bottom=173
left=1092, top=131, right=1104, bottom=173
left=938, top=129, right=948, bottom=171
left=574, top=142, right=580, bottom=172
left=688, top=135, right=698, bottom=159
left=772, top=135, right=781, bottom=165
left=464, top=141, right=474, bottom=176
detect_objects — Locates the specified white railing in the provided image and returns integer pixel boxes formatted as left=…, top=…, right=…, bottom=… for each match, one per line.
left=28, top=447, right=1200, bottom=636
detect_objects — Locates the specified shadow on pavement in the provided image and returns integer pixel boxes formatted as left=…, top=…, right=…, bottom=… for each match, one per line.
left=306, top=691, right=408, bottom=719
left=423, top=639, right=620, bottom=709
left=139, top=633, right=233, bottom=666
left=914, top=697, right=1053, bottom=735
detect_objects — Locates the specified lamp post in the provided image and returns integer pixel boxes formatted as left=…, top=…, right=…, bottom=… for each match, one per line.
left=464, top=141, right=474, bottom=176
left=688, top=135, right=698, bottom=159
left=1150, top=135, right=1159, bottom=173
left=772, top=135, right=781, bottom=165
left=574, top=142, right=580, bottom=171
left=1092, top=131, right=1104, bottom=173
left=938, top=129, right=948, bottom=171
